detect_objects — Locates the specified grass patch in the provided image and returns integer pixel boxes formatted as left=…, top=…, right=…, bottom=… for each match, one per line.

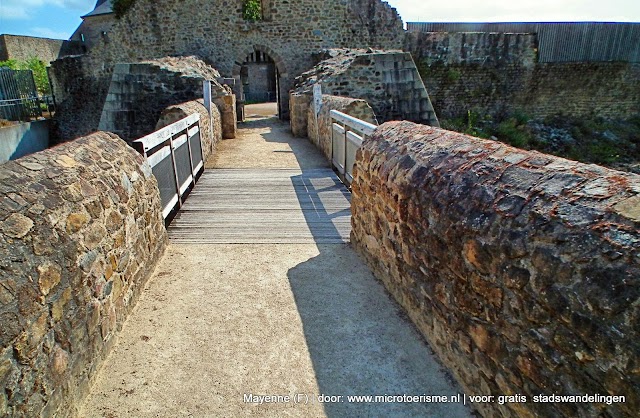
left=440, top=111, right=640, bottom=171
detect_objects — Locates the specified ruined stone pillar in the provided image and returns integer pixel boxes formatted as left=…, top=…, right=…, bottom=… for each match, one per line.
left=214, top=95, right=237, bottom=139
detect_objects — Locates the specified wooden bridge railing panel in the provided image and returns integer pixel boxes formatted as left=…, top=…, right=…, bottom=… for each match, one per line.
left=132, top=113, right=203, bottom=220
left=330, top=110, right=377, bottom=187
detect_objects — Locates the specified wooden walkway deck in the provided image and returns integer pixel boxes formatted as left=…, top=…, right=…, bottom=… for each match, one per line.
left=168, top=168, right=352, bottom=244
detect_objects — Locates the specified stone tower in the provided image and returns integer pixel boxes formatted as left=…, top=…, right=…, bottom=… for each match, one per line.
left=69, top=0, right=116, bottom=51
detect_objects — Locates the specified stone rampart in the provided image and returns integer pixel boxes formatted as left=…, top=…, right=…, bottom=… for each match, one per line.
left=351, top=121, right=640, bottom=418
left=97, top=57, right=231, bottom=142
left=406, top=31, right=640, bottom=121
left=0, top=132, right=167, bottom=416
left=294, top=49, right=439, bottom=126
left=156, top=99, right=222, bottom=162
left=50, top=0, right=405, bottom=138
left=405, top=31, right=537, bottom=67
left=305, top=94, right=378, bottom=160
left=0, top=35, right=81, bottom=64
left=414, top=56, right=640, bottom=121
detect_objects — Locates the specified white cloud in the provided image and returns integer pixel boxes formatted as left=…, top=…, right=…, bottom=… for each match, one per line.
left=0, top=0, right=93, bottom=20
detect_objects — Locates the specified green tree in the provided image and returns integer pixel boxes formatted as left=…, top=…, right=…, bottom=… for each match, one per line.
left=243, top=0, right=262, bottom=21
left=0, top=59, right=18, bottom=70
left=0, top=57, right=50, bottom=95
left=24, top=57, right=50, bottom=95
left=112, top=0, right=136, bottom=19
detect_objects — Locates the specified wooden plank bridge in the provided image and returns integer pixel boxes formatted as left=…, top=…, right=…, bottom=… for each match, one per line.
left=168, top=168, right=352, bottom=244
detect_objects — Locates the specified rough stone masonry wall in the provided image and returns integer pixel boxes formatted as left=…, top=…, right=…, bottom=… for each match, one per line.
left=0, top=35, right=81, bottom=64
left=289, top=93, right=312, bottom=138
left=50, top=0, right=404, bottom=139
left=420, top=61, right=640, bottom=121
left=0, top=133, right=167, bottom=416
left=305, top=94, right=378, bottom=161
left=97, top=57, right=230, bottom=142
left=70, top=14, right=117, bottom=52
left=156, top=99, right=223, bottom=163
left=351, top=121, right=640, bottom=418
left=407, top=32, right=640, bottom=120
left=49, top=56, right=111, bottom=144
left=405, top=31, right=537, bottom=67
left=294, top=50, right=439, bottom=126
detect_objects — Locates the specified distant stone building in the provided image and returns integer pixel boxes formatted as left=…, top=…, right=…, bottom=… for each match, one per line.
left=51, top=0, right=406, bottom=141
left=0, top=34, right=80, bottom=65
left=70, top=0, right=116, bottom=52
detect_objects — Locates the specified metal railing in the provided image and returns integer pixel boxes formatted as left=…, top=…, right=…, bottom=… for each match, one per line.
left=330, top=110, right=377, bottom=187
left=0, top=68, right=42, bottom=121
left=132, top=113, right=204, bottom=221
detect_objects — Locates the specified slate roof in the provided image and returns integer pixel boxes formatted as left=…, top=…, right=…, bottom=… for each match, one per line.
left=82, top=0, right=114, bottom=18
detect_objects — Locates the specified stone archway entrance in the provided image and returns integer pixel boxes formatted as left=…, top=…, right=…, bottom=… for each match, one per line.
left=232, top=45, right=288, bottom=121
left=241, top=51, right=277, bottom=104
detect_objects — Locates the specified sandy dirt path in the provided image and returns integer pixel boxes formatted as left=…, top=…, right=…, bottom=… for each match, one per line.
left=80, top=108, right=471, bottom=418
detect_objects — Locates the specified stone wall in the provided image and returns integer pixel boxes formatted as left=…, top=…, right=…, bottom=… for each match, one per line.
left=305, top=94, right=378, bottom=160
left=0, top=35, right=81, bottom=64
left=351, top=121, right=640, bottom=418
left=243, top=62, right=277, bottom=102
left=408, top=33, right=640, bottom=121
left=49, top=56, right=111, bottom=144
left=290, top=93, right=312, bottom=138
left=213, top=95, right=238, bottom=140
left=70, top=14, right=117, bottom=52
left=0, top=132, right=167, bottom=416
left=294, top=49, right=439, bottom=126
left=50, top=0, right=404, bottom=137
left=405, top=31, right=537, bottom=67
left=421, top=62, right=640, bottom=121
left=97, top=57, right=231, bottom=142
left=156, top=99, right=222, bottom=163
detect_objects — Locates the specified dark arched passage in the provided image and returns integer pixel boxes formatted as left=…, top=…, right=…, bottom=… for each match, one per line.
left=232, top=45, right=288, bottom=121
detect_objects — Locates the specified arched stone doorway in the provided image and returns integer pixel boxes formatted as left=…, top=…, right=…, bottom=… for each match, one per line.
left=241, top=51, right=277, bottom=104
left=232, top=45, right=288, bottom=121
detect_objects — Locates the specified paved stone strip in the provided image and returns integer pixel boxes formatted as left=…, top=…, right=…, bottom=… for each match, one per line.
left=168, top=168, right=352, bottom=244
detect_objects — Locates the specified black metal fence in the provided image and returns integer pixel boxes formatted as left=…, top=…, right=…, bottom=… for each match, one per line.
left=0, top=68, right=42, bottom=121
left=407, top=22, right=640, bottom=63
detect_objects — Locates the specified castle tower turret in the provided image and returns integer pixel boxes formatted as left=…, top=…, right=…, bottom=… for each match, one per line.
left=69, top=0, right=115, bottom=51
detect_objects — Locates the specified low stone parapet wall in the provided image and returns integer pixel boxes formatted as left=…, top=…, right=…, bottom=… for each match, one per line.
left=156, top=99, right=223, bottom=162
left=289, top=93, right=311, bottom=138
left=351, top=121, right=640, bottom=417
left=307, top=95, right=378, bottom=161
left=0, top=132, right=167, bottom=416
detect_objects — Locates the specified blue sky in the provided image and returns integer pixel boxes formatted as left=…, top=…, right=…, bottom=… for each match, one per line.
left=1, top=0, right=639, bottom=40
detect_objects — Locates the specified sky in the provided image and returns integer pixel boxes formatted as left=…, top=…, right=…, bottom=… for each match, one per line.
left=0, top=0, right=639, bottom=40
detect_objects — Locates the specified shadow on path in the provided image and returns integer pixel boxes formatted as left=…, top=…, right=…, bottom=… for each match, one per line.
left=241, top=114, right=472, bottom=417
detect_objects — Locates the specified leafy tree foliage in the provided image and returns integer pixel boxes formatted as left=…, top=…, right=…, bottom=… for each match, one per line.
left=243, top=0, right=262, bottom=21
left=0, top=57, right=50, bottom=95
left=112, top=0, right=136, bottom=19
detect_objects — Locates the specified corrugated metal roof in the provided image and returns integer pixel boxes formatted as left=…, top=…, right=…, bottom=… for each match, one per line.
left=406, top=22, right=640, bottom=63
